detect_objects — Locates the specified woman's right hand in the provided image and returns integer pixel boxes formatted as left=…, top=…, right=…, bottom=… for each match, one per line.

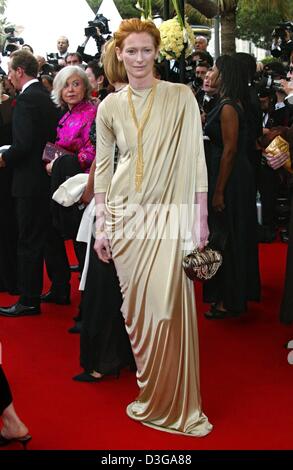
left=212, top=190, right=225, bottom=212
left=94, top=233, right=112, bottom=263
left=45, top=155, right=59, bottom=175
left=46, top=161, right=54, bottom=175
left=79, top=189, right=93, bottom=207
left=265, top=151, right=289, bottom=170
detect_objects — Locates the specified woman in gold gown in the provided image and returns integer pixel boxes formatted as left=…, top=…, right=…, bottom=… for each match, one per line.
left=94, top=19, right=212, bottom=437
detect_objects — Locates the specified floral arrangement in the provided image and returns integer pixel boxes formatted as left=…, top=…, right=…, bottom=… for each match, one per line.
left=135, top=0, right=195, bottom=61
left=159, top=16, right=195, bottom=60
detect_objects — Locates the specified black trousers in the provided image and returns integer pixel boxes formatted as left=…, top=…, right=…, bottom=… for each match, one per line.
left=15, top=196, right=50, bottom=307
left=44, top=154, right=86, bottom=295
left=258, top=163, right=279, bottom=228
left=45, top=225, right=86, bottom=294
left=44, top=224, right=71, bottom=294
left=0, top=169, right=18, bottom=293
left=280, top=192, right=293, bottom=324
left=0, top=366, right=13, bottom=415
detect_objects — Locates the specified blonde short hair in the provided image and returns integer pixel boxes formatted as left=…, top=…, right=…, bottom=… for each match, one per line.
left=51, top=65, right=92, bottom=108
left=102, top=38, right=128, bottom=85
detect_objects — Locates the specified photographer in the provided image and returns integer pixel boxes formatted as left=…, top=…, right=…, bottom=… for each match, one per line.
left=256, top=62, right=291, bottom=242
left=46, top=36, right=70, bottom=71
left=57, top=36, right=69, bottom=61
left=36, top=55, right=55, bottom=79
left=264, top=123, right=293, bottom=323
left=271, top=21, right=293, bottom=64
left=188, top=60, right=210, bottom=99
left=194, top=35, right=214, bottom=68
left=279, top=68, right=293, bottom=122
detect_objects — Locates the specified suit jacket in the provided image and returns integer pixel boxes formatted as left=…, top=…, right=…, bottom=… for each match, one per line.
left=2, top=82, right=59, bottom=197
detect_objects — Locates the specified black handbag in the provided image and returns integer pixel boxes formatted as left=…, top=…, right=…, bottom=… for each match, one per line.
left=42, top=142, right=74, bottom=163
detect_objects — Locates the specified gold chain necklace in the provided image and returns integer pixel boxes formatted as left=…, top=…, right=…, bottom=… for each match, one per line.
left=127, top=81, right=157, bottom=192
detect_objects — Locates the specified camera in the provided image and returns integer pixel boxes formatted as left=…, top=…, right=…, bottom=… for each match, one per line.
left=2, top=26, right=24, bottom=56
left=84, top=13, right=110, bottom=38
left=185, top=62, right=195, bottom=83
left=4, top=26, right=16, bottom=35
left=191, top=76, right=204, bottom=93
left=46, top=52, right=59, bottom=66
left=255, top=72, right=288, bottom=95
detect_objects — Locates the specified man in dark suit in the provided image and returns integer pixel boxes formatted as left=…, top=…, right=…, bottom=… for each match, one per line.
left=0, top=50, right=59, bottom=316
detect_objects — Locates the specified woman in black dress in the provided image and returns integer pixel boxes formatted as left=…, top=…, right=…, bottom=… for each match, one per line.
left=0, top=79, right=18, bottom=294
left=73, top=40, right=134, bottom=381
left=74, top=236, right=134, bottom=381
left=203, top=55, right=260, bottom=318
left=0, top=365, right=31, bottom=447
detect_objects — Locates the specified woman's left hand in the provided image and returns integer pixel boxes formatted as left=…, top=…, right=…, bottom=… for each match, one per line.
left=192, top=216, right=209, bottom=251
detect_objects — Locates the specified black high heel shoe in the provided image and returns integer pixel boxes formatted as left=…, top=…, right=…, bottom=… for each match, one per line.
left=204, top=304, right=241, bottom=320
left=73, top=368, right=120, bottom=382
left=0, top=433, right=32, bottom=449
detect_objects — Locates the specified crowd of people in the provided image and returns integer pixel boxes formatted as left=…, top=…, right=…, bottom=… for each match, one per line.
left=1, top=17, right=293, bottom=445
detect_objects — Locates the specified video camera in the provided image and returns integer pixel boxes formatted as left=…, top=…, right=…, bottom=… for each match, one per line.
left=46, top=52, right=59, bottom=66
left=84, top=13, right=110, bottom=38
left=2, top=26, right=24, bottom=56
left=255, top=69, right=288, bottom=96
left=77, top=13, right=112, bottom=63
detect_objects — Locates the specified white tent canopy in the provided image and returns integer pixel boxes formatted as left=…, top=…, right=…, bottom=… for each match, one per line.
left=3, top=0, right=100, bottom=57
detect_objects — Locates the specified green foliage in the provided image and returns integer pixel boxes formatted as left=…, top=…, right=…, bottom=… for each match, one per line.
left=0, top=0, right=8, bottom=49
left=0, top=0, right=6, bottom=15
left=87, top=0, right=139, bottom=17
left=261, top=55, right=279, bottom=65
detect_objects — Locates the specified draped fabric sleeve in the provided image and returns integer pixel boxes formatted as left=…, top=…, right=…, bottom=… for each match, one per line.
left=94, top=98, right=116, bottom=194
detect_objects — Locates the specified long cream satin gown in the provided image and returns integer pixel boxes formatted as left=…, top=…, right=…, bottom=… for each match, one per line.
left=95, top=80, right=212, bottom=436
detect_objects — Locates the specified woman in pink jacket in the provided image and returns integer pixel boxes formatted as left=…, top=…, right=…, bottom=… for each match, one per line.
left=42, top=66, right=97, bottom=309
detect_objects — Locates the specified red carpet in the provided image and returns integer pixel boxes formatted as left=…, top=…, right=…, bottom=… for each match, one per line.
left=0, top=241, right=292, bottom=450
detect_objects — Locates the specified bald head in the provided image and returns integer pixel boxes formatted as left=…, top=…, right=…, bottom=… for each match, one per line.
left=57, top=36, right=69, bottom=55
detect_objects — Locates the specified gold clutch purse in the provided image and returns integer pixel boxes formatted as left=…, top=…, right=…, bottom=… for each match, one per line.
left=265, top=135, right=293, bottom=174
left=183, top=247, right=223, bottom=282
